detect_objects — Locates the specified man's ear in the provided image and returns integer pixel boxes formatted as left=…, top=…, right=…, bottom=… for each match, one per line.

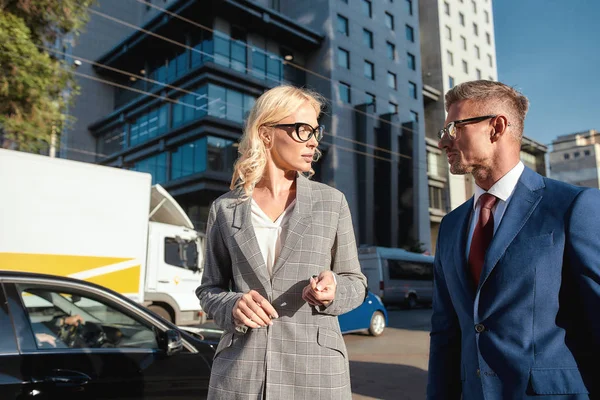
left=490, top=115, right=509, bottom=143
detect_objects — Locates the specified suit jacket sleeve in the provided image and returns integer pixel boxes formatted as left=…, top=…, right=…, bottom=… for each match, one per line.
left=427, top=236, right=462, bottom=400
left=317, top=194, right=367, bottom=316
left=566, top=188, right=600, bottom=354
left=196, top=201, right=242, bottom=333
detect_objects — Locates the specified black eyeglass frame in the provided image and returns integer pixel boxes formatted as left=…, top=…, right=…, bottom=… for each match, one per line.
left=438, top=114, right=497, bottom=140
left=269, top=122, right=324, bottom=143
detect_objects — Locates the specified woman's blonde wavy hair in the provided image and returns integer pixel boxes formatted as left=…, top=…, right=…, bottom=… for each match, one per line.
left=230, top=85, right=325, bottom=199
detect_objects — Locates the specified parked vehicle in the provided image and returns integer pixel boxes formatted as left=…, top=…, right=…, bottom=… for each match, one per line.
left=0, top=270, right=214, bottom=399
left=0, top=148, right=205, bottom=325
left=338, top=290, right=388, bottom=336
left=359, top=246, right=435, bottom=308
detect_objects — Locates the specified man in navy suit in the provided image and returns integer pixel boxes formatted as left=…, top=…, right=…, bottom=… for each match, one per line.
left=427, top=80, right=600, bottom=399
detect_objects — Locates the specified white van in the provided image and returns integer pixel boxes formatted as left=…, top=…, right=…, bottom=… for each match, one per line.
left=359, top=246, right=435, bottom=308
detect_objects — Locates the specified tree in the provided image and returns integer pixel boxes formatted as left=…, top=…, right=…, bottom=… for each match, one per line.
left=0, top=0, right=95, bottom=153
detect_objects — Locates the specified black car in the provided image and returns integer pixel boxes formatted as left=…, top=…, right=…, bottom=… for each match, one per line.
left=0, top=270, right=214, bottom=399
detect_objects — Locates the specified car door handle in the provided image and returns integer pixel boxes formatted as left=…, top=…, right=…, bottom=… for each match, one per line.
left=34, top=369, right=91, bottom=386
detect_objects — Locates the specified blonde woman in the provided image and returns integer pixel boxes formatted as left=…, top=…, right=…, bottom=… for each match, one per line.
left=197, top=85, right=367, bottom=399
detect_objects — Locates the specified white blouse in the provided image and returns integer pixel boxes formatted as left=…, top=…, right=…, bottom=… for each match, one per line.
left=250, top=198, right=296, bottom=278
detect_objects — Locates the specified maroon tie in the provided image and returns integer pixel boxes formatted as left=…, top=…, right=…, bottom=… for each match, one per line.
left=468, top=193, right=498, bottom=288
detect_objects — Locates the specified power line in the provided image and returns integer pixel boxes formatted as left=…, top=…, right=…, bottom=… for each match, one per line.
left=41, top=44, right=418, bottom=161
left=89, top=5, right=421, bottom=134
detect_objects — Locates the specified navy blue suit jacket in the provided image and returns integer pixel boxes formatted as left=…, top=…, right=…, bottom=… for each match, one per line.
left=427, top=167, right=600, bottom=400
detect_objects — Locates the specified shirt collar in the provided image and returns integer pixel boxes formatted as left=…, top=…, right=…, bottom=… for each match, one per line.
left=473, top=161, right=525, bottom=209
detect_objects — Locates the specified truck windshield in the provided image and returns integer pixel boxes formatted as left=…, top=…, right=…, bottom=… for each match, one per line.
left=165, top=237, right=198, bottom=270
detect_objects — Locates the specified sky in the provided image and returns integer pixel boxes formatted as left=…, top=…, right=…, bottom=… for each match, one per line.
left=493, top=0, right=599, bottom=147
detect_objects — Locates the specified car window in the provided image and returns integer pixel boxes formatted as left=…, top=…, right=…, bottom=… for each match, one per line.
left=17, top=285, right=158, bottom=351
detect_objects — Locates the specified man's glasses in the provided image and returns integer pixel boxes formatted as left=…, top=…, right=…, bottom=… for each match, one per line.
left=269, top=123, right=324, bottom=143
left=438, top=115, right=497, bottom=140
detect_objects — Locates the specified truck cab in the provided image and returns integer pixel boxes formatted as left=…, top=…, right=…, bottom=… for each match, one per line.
left=144, top=185, right=206, bottom=325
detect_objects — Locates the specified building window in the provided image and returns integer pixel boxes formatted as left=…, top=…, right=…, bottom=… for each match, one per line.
left=132, top=153, right=168, bottom=184
left=362, top=0, right=372, bottom=18
left=364, top=60, right=375, bottom=80
left=472, top=0, right=477, bottom=13
left=337, top=14, right=349, bottom=36
left=410, top=110, right=419, bottom=122
left=476, top=68, right=482, bottom=79
left=574, top=151, right=581, bottom=158
left=365, top=92, right=376, bottom=111
left=409, top=81, right=417, bottom=99
left=429, top=186, right=444, bottom=210
left=387, top=41, right=396, bottom=60
left=473, top=23, right=479, bottom=36
left=488, top=54, right=493, bottom=67
left=475, top=45, right=481, bottom=59
left=388, top=102, right=398, bottom=114
left=406, top=0, right=413, bottom=15
left=461, top=35, right=467, bottom=50
left=445, top=25, right=452, bottom=41
left=484, top=10, right=490, bottom=23
left=486, top=32, right=491, bottom=44
left=459, top=12, right=465, bottom=26
left=444, top=2, right=450, bottom=15
left=338, top=47, right=350, bottom=69
left=406, top=24, right=415, bottom=42
left=449, top=75, right=455, bottom=88
left=407, top=52, right=416, bottom=70
left=385, top=12, right=395, bottom=30
left=363, top=29, right=374, bottom=48
left=564, top=153, right=570, bottom=160
left=339, top=82, right=351, bottom=103
left=387, top=71, right=397, bottom=89
left=462, top=60, right=468, bottom=74
left=584, top=150, right=591, bottom=156
left=447, top=50, right=454, bottom=65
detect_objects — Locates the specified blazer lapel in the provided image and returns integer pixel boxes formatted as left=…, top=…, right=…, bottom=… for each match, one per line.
left=231, top=195, right=272, bottom=289
left=272, top=173, right=313, bottom=277
left=477, top=168, right=544, bottom=292
left=453, top=197, right=476, bottom=303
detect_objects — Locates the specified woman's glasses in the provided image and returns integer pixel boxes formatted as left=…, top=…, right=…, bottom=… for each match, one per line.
left=269, top=123, right=324, bottom=143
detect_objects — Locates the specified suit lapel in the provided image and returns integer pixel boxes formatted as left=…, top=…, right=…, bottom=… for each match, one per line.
left=477, top=168, right=544, bottom=292
left=453, top=197, right=476, bottom=303
left=231, top=195, right=271, bottom=288
left=272, top=173, right=313, bottom=277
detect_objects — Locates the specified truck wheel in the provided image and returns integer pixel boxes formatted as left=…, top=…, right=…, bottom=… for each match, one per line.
left=149, top=305, right=173, bottom=323
left=368, top=311, right=385, bottom=337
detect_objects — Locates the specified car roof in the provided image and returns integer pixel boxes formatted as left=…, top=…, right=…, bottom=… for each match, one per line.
left=0, top=270, right=146, bottom=313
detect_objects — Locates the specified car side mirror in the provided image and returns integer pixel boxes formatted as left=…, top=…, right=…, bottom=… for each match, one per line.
left=161, top=329, right=183, bottom=356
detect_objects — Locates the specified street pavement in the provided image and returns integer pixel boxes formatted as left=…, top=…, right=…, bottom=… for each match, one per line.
left=346, top=307, right=432, bottom=400
left=192, top=307, right=433, bottom=400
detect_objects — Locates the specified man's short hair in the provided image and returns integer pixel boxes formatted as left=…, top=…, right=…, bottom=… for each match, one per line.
left=445, top=80, right=529, bottom=139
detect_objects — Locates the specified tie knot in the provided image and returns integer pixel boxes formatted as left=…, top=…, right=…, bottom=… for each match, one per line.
left=479, top=193, right=498, bottom=210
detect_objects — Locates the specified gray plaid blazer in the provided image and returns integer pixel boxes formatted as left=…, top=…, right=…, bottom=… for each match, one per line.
left=197, top=173, right=367, bottom=400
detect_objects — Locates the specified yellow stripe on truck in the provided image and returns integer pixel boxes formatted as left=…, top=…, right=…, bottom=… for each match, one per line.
left=0, top=253, right=132, bottom=275
left=86, top=265, right=141, bottom=293
left=0, top=252, right=140, bottom=294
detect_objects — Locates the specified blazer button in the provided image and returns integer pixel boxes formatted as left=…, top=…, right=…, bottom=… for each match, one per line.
left=474, top=323, right=485, bottom=333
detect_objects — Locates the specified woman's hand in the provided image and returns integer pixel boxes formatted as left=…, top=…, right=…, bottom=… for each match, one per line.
left=302, top=271, right=336, bottom=306
left=232, top=290, right=279, bottom=329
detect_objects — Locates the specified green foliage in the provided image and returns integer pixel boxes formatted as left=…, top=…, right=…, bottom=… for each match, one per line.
left=0, top=0, right=95, bottom=152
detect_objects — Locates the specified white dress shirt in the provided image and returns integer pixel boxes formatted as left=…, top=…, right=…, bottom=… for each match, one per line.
left=251, top=198, right=296, bottom=278
left=466, top=161, right=525, bottom=260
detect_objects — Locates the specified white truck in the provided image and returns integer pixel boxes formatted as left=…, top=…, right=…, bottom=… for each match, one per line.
left=0, top=148, right=206, bottom=325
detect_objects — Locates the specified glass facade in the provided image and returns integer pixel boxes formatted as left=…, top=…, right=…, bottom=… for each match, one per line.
left=114, top=30, right=293, bottom=108
left=98, top=83, right=256, bottom=157
left=171, top=136, right=236, bottom=179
